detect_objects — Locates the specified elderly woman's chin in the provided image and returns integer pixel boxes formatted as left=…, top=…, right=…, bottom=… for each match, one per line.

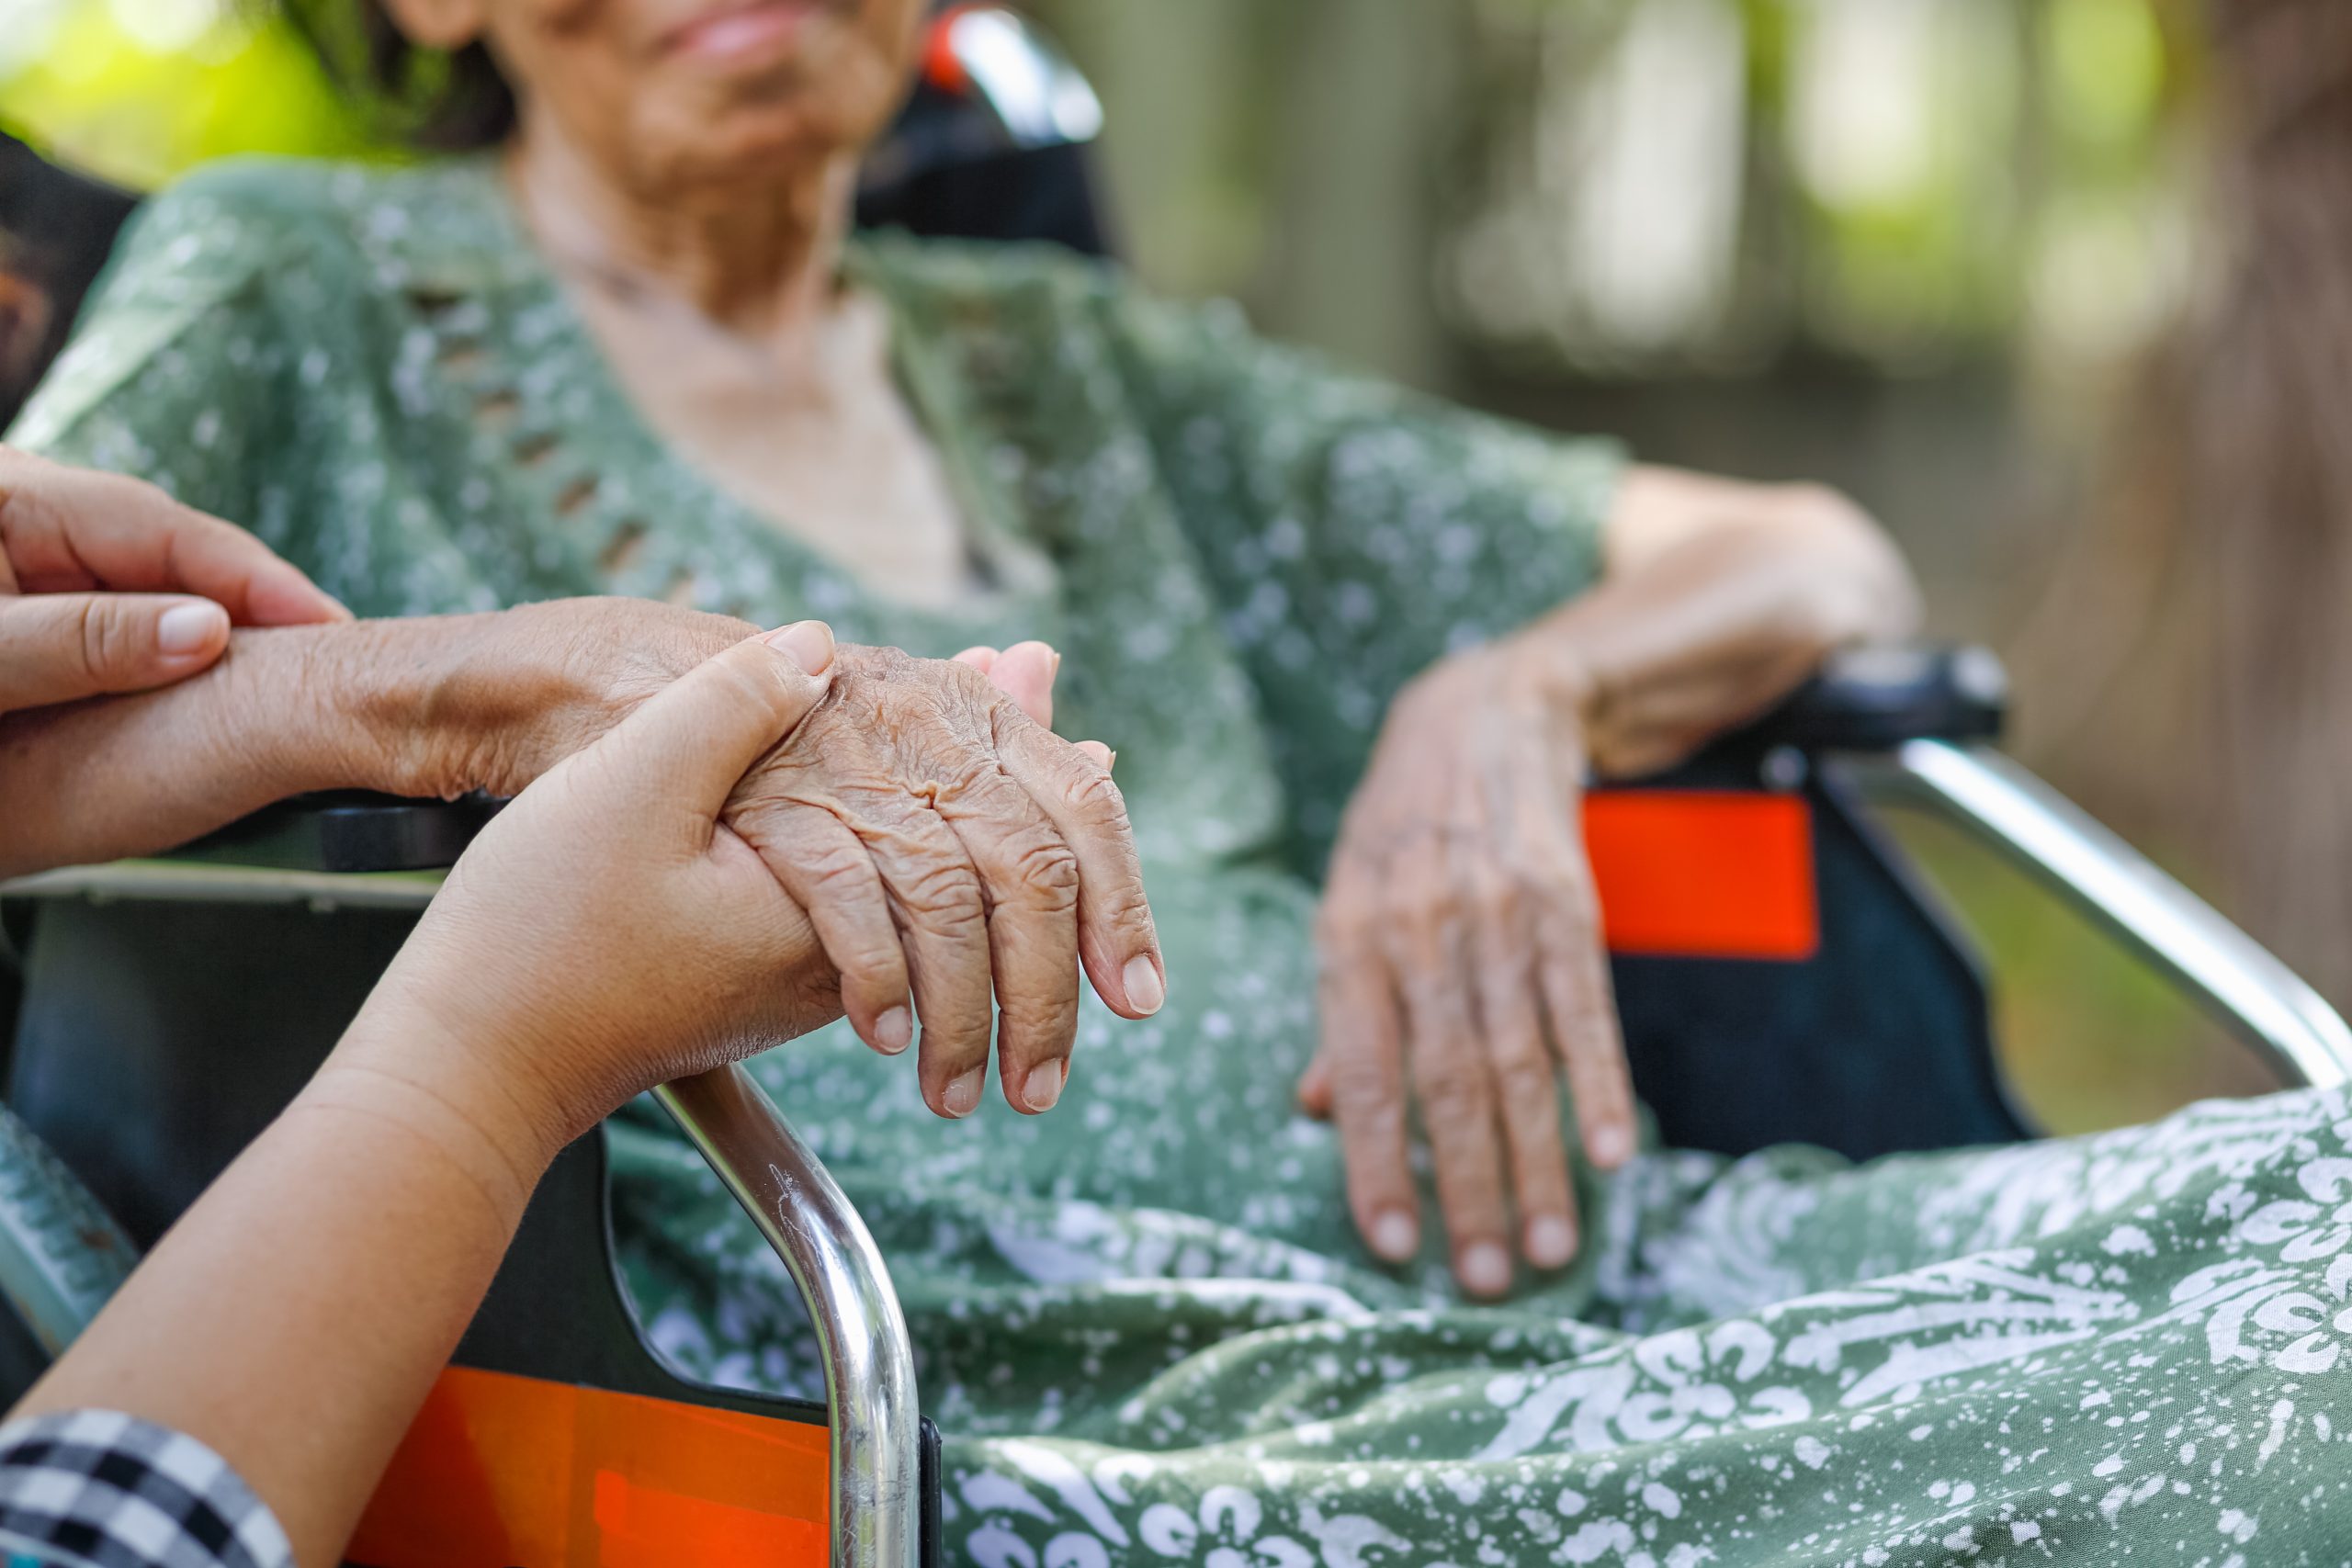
left=619, top=14, right=911, bottom=184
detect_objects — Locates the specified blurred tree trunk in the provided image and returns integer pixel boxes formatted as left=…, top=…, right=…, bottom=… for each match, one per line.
left=1247, top=0, right=1461, bottom=389
left=2014, top=0, right=2352, bottom=1007
left=1026, top=0, right=1464, bottom=390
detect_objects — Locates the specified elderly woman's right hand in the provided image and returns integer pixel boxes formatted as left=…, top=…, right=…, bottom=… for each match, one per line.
left=394, top=600, right=1162, bottom=1118
left=725, top=641, right=1163, bottom=1118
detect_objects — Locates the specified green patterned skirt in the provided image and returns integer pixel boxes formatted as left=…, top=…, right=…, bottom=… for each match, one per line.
left=614, top=865, right=2352, bottom=1565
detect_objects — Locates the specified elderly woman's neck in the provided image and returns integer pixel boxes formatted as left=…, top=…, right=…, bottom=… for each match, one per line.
left=505, top=128, right=855, bottom=343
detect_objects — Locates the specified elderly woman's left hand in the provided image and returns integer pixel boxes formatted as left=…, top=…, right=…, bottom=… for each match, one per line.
left=1300, top=637, right=1633, bottom=1299
left=1297, top=469, right=1920, bottom=1300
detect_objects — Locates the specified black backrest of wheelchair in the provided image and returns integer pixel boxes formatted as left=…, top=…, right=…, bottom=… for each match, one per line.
left=1609, top=648, right=2026, bottom=1157
left=1610, top=759, right=2025, bottom=1159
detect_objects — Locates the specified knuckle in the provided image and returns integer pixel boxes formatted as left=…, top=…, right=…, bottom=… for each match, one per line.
left=1476, top=880, right=1526, bottom=931
left=800, top=841, right=878, bottom=894
left=1315, top=901, right=1380, bottom=955
left=1382, top=882, right=1461, bottom=938
left=1057, top=761, right=1127, bottom=820
left=1096, top=880, right=1156, bottom=936
left=1493, top=1058, right=1556, bottom=1108
left=1514, top=855, right=1589, bottom=908
left=1335, top=1087, right=1408, bottom=1144
left=75, top=601, right=127, bottom=682
left=895, top=854, right=986, bottom=925
left=1003, top=830, right=1080, bottom=903
left=1413, top=1070, right=1490, bottom=1130
left=837, top=945, right=910, bottom=987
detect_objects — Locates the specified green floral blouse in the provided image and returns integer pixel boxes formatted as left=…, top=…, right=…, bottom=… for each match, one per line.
left=17, top=156, right=2352, bottom=1565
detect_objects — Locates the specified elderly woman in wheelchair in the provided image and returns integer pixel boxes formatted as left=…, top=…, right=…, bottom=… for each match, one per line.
left=9, top=0, right=2352, bottom=1559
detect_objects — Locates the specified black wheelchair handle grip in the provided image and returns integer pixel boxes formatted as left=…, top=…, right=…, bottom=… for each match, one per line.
left=1725, top=644, right=2007, bottom=754
left=170, top=791, right=503, bottom=875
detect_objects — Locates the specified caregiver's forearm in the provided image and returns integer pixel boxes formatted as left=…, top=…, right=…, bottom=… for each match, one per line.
left=0, top=615, right=585, bottom=878
left=6, top=1008, right=544, bottom=1567
left=1521, top=466, right=1920, bottom=779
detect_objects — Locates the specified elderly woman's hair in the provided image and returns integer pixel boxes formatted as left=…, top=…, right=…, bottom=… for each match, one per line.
left=281, top=0, right=515, bottom=150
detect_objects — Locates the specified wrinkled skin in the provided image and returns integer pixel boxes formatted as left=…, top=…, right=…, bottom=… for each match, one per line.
left=218, top=596, right=1167, bottom=1117
left=721, top=643, right=1158, bottom=1117
left=1300, top=470, right=1922, bottom=1297
left=1306, top=640, right=1629, bottom=1299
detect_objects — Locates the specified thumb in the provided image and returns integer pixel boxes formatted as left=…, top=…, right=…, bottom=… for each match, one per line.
left=0, top=592, right=231, bottom=714
left=1296, top=1048, right=1335, bottom=1120
left=577, top=620, right=836, bottom=826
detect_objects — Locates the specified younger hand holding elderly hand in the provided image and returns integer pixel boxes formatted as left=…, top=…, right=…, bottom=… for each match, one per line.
left=401, top=604, right=1161, bottom=1121
left=334, top=622, right=852, bottom=1168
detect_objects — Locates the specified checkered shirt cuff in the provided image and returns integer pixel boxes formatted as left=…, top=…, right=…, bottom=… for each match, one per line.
left=0, top=1410, right=292, bottom=1568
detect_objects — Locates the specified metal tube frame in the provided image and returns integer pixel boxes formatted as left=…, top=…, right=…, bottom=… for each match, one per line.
left=655, top=1068, right=924, bottom=1568
left=1842, top=739, right=2352, bottom=1092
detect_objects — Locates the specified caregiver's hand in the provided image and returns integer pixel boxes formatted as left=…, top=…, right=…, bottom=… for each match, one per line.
left=337, top=625, right=845, bottom=1166
left=0, top=446, right=347, bottom=713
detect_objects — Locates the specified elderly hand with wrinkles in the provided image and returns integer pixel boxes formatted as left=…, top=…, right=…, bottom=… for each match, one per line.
left=1301, top=468, right=1920, bottom=1298
left=354, top=603, right=1162, bottom=1114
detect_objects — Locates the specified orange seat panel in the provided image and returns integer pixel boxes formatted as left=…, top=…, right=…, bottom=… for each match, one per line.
left=350, top=1366, right=829, bottom=1568
left=1586, top=791, right=1818, bottom=961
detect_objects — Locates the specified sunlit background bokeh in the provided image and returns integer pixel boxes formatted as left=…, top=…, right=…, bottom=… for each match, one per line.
left=2, top=0, right=2266, bottom=1134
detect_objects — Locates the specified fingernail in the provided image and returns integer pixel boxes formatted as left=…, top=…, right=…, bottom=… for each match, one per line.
left=1459, top=1242, right=1513, bottom=1297
left=874, top=1007, right=912, bottom=1055
left=1588, top=1122, right=1634, bottom=1168
left=1526, top=1215, right=1577, bottom=1269
left=1371, top=1209, right=1419, bottom=1261
left=1107, top=750, right=1118, bottom=772
left=154, top=602, right=227, bottom=658
left=1123, top=955, right=1165, bottom=1016
left=763, top=619, right=835, bottom=674
left=942, top=1067, right=984, bottom=1118
left=1050, top=648, right=1063, bottom=678
left=1023, top=1058, right=1065, bottom=1111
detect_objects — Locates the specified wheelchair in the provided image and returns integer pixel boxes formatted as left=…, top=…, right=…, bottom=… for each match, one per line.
left=1, top=644, right=2346, bottom=1568
left=7, top=13, right=2350, bottom=1566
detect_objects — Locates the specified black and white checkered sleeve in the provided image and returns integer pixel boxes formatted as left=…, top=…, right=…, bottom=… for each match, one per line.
left=0, top=1410, right=292, bottom=1568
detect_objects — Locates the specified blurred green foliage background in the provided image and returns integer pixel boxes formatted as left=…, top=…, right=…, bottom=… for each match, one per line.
left=1, top=0, right=2280, bottom=1134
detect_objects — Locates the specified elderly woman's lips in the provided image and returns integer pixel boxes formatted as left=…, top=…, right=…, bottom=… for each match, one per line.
left=665, top=0, right=817, bottom=64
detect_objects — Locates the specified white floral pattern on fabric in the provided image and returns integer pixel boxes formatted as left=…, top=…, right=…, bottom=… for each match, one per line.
left=17, top=154, right=2352, bottom=1562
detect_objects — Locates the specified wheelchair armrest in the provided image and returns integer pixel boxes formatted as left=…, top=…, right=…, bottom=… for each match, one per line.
left=1844, top=739, right=2352, bottom=1093
left=1728, top=644, right=2007, bottom=754
left=167, top=791, right=501, bottom=874
left=164, top=644, right=2002, bottom=878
